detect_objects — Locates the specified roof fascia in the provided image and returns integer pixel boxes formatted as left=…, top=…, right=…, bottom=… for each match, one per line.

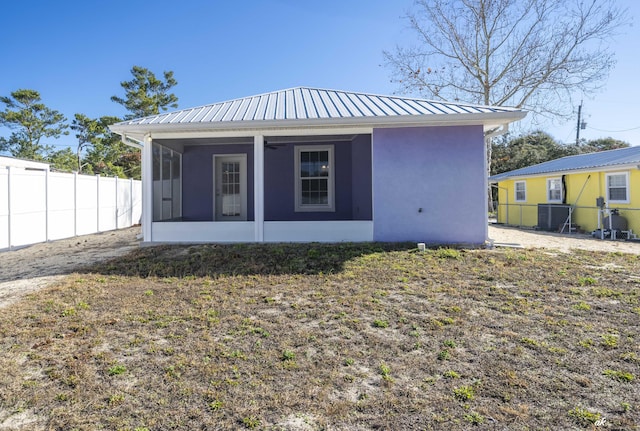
left=109, top=111, right=526, bottom=141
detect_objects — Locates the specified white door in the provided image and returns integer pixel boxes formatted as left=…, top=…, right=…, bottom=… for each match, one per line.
left=214, top=155, right=247, bottom=221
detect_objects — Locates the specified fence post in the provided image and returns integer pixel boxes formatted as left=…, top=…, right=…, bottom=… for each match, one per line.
left=130, top=178, right=134, bottom=227
left=520, top=205, right=523, bottom=227
left=96, top=174, right=100, bottom=232
left=73, top=172, right=78, bottom=237
left=115, top=175, right=119, bottom=230
left=7, top=166, right=12, bottom=250
left=45, top=169, right=49, bottom=242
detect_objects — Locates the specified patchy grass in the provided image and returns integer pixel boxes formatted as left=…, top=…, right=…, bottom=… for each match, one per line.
left=0, top=243, right=639, bottom=430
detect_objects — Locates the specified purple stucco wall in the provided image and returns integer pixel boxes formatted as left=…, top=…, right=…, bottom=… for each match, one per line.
left=182, top=144, right=254, bottom=221
left=180, top=138, right=373, bottom=222
left=351, top=134, right=373, bottom=220
left=372, top=126, right=486, bottom=244
left=263, top=138, right=372, bottom=221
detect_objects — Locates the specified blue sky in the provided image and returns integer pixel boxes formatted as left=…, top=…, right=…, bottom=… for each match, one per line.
left=1, top=0, right=638, bottom=153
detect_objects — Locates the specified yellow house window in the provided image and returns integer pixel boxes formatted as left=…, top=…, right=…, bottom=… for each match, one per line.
left=514, top=181, right=526, bottom=202
left=606, top=172, right=629, bottom=204
left=547, top=178, right=562, bottom=202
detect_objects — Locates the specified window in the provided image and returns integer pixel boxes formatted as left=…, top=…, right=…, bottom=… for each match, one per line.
left=606, top=172, right=629, bottom=203
left=295, top=145, right=335, bottom=212
left=547, top=178, right=562, bottom=202
left=514, top=181, right=526, bottom=202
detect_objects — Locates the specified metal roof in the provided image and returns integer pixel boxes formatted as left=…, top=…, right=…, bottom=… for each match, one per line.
left=489, top=145, right=640, bottom=182
left=110, top=87, right=526, bottom=141
left=116, top=87, right=522, bottom=126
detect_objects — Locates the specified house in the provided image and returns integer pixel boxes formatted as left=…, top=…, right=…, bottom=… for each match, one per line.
left=109, top=87, right=526, bottom=244
left=0, top=156, right=50, bottom=171
left=489, top=145, right=640, bottom=235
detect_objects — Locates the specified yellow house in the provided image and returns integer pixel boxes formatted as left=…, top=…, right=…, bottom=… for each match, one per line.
left=489, top=146, right=640, bottom=238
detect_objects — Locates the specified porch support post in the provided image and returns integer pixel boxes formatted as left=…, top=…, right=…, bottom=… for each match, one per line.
left=254, top=135, right=264, bottom=242
left=142, top=134, right=153, bottom=242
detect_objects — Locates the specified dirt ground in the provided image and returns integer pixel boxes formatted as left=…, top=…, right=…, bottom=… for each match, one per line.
left=0, top=227, right=141, bottom=310
left=0, top=224, right=638, bottom=309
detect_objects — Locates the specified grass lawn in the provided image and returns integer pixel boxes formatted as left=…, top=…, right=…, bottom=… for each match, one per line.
left=0, top=243, right=639, bottom=430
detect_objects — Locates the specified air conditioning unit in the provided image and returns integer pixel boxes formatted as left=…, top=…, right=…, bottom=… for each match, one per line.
left=537, top=204, right=570, bottom=231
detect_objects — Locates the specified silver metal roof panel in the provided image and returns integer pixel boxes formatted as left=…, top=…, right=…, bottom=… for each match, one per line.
left=115, top=86, right=523, bottom=127
left=490, top=145, right=640, bottom=182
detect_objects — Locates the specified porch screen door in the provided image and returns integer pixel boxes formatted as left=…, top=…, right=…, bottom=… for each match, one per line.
left=214, top=155, right=247, bottom=221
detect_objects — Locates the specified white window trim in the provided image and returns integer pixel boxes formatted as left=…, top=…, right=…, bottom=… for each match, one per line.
left=606, top=171, right=630, bottom=204
left=294, top=145, right=335, bottom=212
left=514, top=180, right=526, bottom=202
left=547, top=177, right=562, bottom=203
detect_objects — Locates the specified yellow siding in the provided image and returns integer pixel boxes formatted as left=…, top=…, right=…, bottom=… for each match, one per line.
left=495, top=168, right=640, bottom=234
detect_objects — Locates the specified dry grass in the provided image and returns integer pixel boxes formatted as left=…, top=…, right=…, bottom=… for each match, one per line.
left=1, top=243, right=639, bottom=430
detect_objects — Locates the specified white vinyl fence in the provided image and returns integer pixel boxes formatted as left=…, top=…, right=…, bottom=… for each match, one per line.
left=0, top=166, right=142, bottom=250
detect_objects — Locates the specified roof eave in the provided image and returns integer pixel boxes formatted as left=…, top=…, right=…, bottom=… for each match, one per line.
left=109, top=111, right=527, bottom=141
left=490, top=162, right=640, bottom=182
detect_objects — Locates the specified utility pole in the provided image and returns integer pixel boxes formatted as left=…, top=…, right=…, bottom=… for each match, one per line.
left=575, top=101, right=582, bottom=145
left=575, top=100, right=587, bottom=145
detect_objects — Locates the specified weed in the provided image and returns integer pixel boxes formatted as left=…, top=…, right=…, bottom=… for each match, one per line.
left=55, top=393, right=69, bottom=401
left=108, top=394, right=125, bottom=406
left=464, top=412, right=485, bottom=425
left=242, top=416, right=260, bottom=429
left=578, top=276, right=597, bottom=286
left=209, top=400, right=223, bottom=411
left=230, top=350, right=248, bottom=360
left=108, top=365, right=127, bottom=376
left=443, top=339, right=457, bottom=348
left=437, top=350, right=451, bottom=361
left=144, top=289, right=154, bottom=296
left=547, top=346, right=568, bottom=354
left=281, top=350, right=296, bottom=361
left=344, top=358, right=355, bottom=366
left=373, top=319, right=389, bottom=328
left=603, top=369, right=634, bottom=382
left=593, top=287, right=621, bottom=298
left=568, top=406, right=601, bottom=426
left=621, top=402, right=631, bottom=412
left=436, top=248, right=461, bottom=259
left=579, top=339, right=594, bottom=349
left=453, top=385, right=475, bottom=401
left=601, top=334, right=618, bottom=349
left=620, top=352, right=640, bottom=363
left=379, top=362, right=392, bottom=381
left=520, top=337, right=540, bottom=347
left=61, top=307, right=76, bottom=317
left=444, top=370, right=460, bottom=379
left=573, top=301, right=591, bottom=311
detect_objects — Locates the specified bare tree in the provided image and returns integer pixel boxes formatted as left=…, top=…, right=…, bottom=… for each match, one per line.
left=386, top=0, right=627, bottom=212
left=385, top=0, right=627, bottom=119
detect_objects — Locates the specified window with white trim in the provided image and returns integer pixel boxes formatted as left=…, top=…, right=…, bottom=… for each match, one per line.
left=295, top=145, right=335, bottom=212
left=606, top=172, right=629, bottom=203
left=547, top=178, right=562, bottom=202
left=514, top=181, right=526, bottom=202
